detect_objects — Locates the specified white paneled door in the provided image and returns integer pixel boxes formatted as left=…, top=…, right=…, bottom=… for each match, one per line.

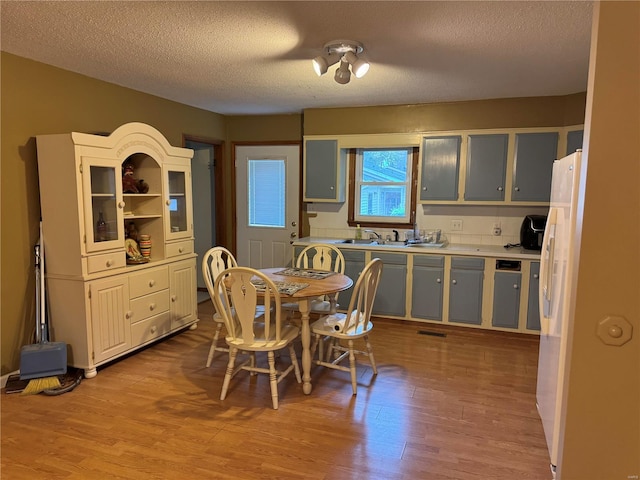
left=235, top=145, right=300, bottom=268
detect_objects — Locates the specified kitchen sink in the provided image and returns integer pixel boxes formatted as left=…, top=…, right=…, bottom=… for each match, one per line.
left=339, top=239, right=379, bottom=245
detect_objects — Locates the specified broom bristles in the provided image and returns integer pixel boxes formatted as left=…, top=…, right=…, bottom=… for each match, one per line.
left=20, top=376, right=61, bottom=395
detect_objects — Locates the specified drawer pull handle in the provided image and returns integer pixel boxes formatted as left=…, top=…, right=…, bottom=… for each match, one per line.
left=179, top=247, right=184, bottom=253
left=436, top=278, right=441, bottom=283
left=497, top=186, right=503, bottom=191
left=149, top=280, right=155, bottom=287
left=150, top=325, right=157, bottom=334
left=533, top=274, right=539, bottom=279
left=149, top=303, right=156, bottom=311
left=514, top=186, right=520, bottom=191
left=106, top=259, right=113, bottom=267
left=513, top=284, right=519, bottom=289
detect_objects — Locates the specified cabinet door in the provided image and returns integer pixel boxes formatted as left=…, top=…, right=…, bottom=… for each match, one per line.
left=449, top=257, right=485, bottom=325
left=82, top=157, right=125, bottom=253
left=372, top=253, right=407, bottom=317
left=170, top=259, right=197, bottom=329
left=420, top=136, right=461, bottom=201
left=527, top=262, right=541, bottom=330
left=512, top=132, right=559, bottom=202
left=164, top=164, right=193, bottom=240
left=566, top=130, right=584, bottom=155
left=464, top=134, right=508, bottom=201
left=492, top=271, right=521, bottom=329
left=90, top=276, right=131, bottom=364
left=338, top=249, right=365, bottom=310
left=411, top=256, right=444, bottom=320
left=304, top=139, right=344, bottom=201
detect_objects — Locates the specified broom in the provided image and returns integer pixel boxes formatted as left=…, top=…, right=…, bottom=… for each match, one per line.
left=20, top=223, right=65, bottom=395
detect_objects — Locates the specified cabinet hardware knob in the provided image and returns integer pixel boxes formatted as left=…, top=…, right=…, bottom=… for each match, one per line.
left=149, top=303, right=156, bottom=311
left=166, top=200, right=171, bottom=206
left=436, top=278, right=441, bottom=283
left=171, top=295, right=177, bottom=302
left=106, top=260, right=113, bottom=267
left=330, top=186, right=334, bottom=190
left=125, top=311, right=131, bottom=319
left=533, top=274, right=539, bottom=279
left=179, top=247, right=184, bottom=253
left=150, top=325, right=157, bottom=334
left=513, top=284, right=519, bottom=289
left=452, top=279, right=457, bottom=285
left=149, top=280, right=155, bottom=287
left=118, top=201, right=126, bottom=208
left=423, top=187, right=427, bottom=191
left=497, top=186, right=504, bottom=191
left=514, top=187, right=520, bottom=191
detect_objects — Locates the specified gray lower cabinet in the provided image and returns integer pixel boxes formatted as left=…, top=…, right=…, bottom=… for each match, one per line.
left=448, top=257, right=484, bottom=325
left=512, top=132, right=559, bottom=202
left=420, top=136, right=461, bottom=201
left=464, top=134, right=508, bottom=201
left=492, top=271, right=522, bottom=329
left=372, top=252, right=407, bottom=317
left=411, top=255, right=444, bottom=321
left=527, top=262, right=541, bottom=330
left=338, top=249, right=366, bottom=310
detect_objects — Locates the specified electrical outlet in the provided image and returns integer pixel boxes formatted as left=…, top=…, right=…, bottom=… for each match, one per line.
left=492, top=222, right=502, bottom=236
left=451, top=219, right=463, bottom=231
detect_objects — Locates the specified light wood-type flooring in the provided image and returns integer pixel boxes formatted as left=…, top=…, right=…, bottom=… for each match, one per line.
left=2, top=301, right=553, bottom=479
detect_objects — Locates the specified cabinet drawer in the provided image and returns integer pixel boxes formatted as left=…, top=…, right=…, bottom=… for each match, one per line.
left=130, top=312, right=172, bottom=346
left=375, top=252, right=407, bottom=265
left=130, top=290, right=170, bottom=324
left=166, top=240, right=193, bottom=258
left=129, top=266, right=169, bottom=298
left=340, top=249, right=366, bottom=262
left=413, top=255, right=444, bottom=268
left=87, top=252, right=126, bottom=274
left=451, top=257, right=485, bottom=270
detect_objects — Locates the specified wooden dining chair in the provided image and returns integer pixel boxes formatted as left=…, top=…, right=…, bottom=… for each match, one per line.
left=309, top=258, right=383, bottom=395
left=283, top=243, right=346, bottom=317
left=202, top=246, right=238, bottom=367
left=213, top=267, right=302, bottom=409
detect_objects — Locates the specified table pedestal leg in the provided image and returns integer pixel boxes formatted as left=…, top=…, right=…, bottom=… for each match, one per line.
left=298, top=299, right=312, bottom=394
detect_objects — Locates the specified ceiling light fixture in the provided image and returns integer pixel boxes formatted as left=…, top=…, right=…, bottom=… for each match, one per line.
left=312, top=40, right=369, bottom=85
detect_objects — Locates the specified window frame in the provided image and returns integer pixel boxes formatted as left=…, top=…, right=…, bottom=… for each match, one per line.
left=347, top=147, right=419, bottom=228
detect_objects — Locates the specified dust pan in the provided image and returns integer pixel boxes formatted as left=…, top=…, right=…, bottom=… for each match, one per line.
left=19, top=222, right=67, bottom=394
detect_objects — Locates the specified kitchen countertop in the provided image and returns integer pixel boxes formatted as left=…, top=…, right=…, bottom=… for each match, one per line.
left=294, top=237, right=541, bottom=260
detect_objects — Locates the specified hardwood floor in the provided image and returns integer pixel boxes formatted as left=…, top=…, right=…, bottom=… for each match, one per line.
left=2, top=301, right=552, bottom=479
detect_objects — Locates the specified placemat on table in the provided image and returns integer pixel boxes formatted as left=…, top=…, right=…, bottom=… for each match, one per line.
left=251, top=279, right=309, bottom=295
left=274, top=267, right=336, bottom=280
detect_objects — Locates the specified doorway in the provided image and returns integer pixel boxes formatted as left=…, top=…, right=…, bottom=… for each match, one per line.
left=234, top=144, right=301, bottom=268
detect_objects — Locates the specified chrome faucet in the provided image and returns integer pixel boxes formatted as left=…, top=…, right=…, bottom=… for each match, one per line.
left=364, top=229, right=382, bottom=240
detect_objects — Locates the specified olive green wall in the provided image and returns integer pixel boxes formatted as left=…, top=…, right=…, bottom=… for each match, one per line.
left=0, top=52, right=226, bottom=375
left=303, top=93, right=586, bottom=135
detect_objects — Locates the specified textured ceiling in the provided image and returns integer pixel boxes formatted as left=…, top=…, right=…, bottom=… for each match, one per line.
left=1, top=1, right=593, bottom=115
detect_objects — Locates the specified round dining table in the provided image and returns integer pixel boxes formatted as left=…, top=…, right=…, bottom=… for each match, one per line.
left=259, top=267, right=353, bottom=394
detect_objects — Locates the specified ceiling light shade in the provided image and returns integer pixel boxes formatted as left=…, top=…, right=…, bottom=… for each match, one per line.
left=314, top=39, right=368, bottom=84
left=344, top=51, right=370, bottom=78
left=334, top=60, right=351, bottom=84
left=312, top=53, right=340, bottom=76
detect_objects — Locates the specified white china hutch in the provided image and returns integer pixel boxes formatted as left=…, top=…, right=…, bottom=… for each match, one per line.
left=36, top=122, right=198, bottom=378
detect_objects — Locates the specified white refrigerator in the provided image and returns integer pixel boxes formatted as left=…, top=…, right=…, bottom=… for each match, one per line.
left=536, top=150, right=582, bottom=475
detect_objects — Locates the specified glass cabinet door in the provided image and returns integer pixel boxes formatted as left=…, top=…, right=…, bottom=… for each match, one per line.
left=165, top=165, right=193, bottom=239
left=83, top=157, right=125, bottom=253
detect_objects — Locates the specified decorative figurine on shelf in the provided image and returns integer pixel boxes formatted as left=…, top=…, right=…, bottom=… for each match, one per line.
left=125, top=221, right=138, bottom=242
left=122, top=162, right=139, bottom=193
left=122, top=162, right=150, bottom=194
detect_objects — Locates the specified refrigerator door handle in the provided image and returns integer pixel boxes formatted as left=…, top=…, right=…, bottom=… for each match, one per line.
left=539, top=207, right=558, bottom=334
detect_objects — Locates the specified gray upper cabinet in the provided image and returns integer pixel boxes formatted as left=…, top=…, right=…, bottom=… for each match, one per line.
left=420, top=136, right=461, bottom=201
left=566, top=130, right=584, bottom=155
left=372, top=252, right=407, bottom=317
left=512, top=132, right=559, bottom=202
left=303, top=139, right=346, bottom=202
left=464, top=134, right=508, bottom=201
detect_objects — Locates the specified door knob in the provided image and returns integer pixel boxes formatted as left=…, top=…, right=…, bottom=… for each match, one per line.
left=290, top=232, right=297, bottom=238
left=291, top=221, right=297, bottom=227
